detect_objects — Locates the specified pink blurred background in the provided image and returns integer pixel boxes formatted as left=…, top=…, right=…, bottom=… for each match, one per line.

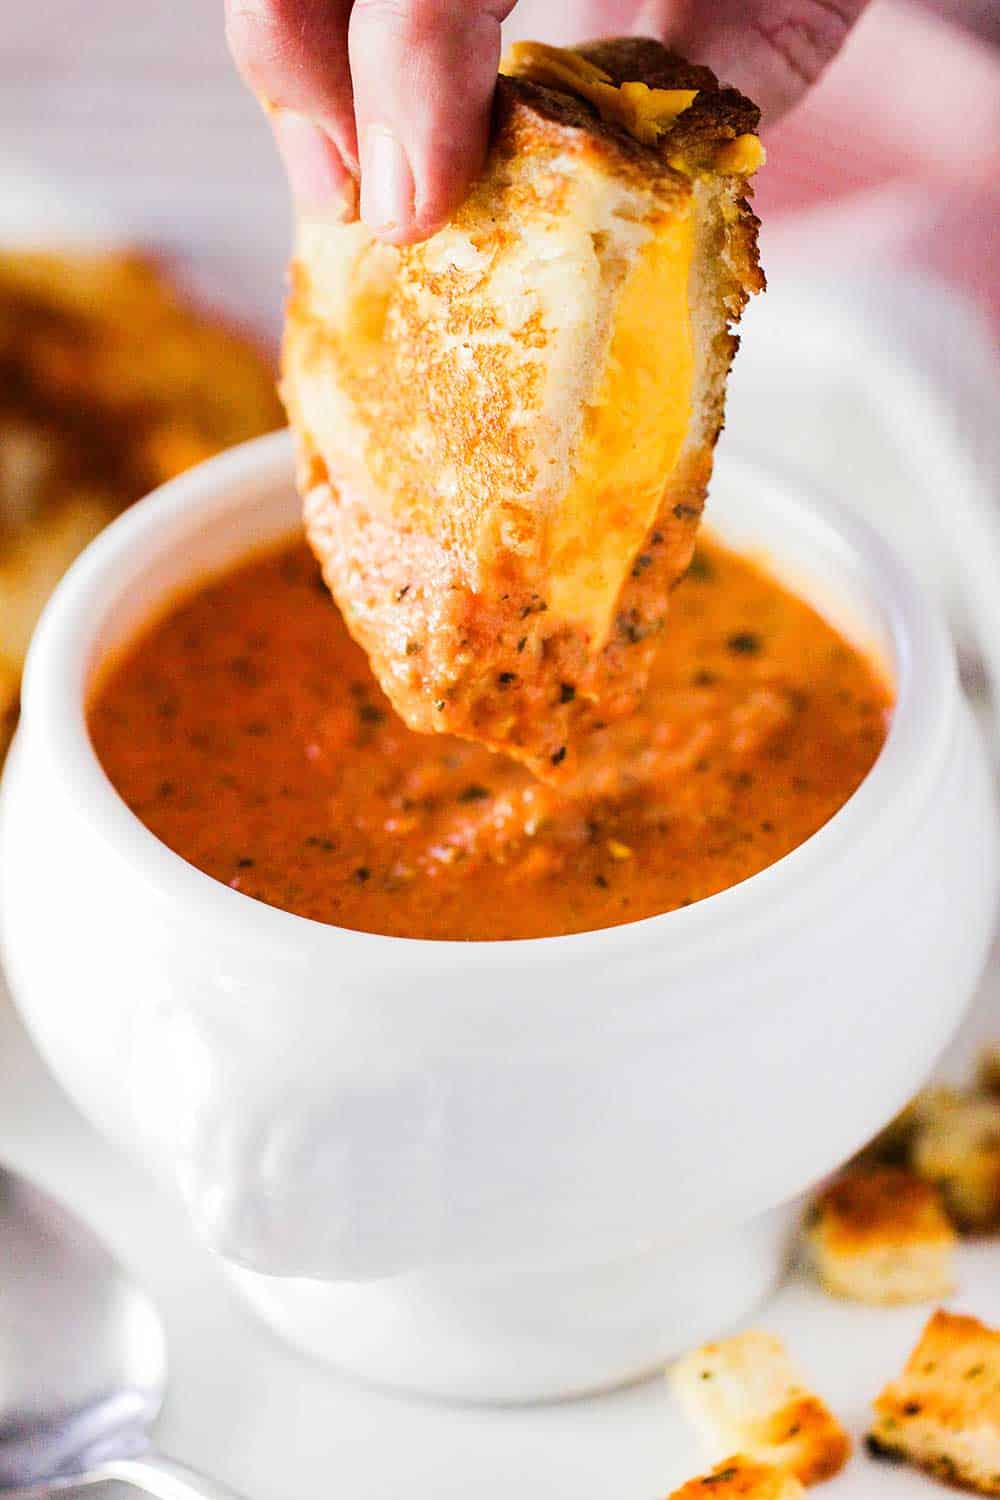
left=757, top=0, right=1000, bottom=339
left=3, top=0, right=997, bottom=342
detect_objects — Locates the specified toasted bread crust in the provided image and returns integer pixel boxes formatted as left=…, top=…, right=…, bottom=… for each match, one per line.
left=804, top=1165, right=956, bottom=1304
left=494, top=38, right=761, bottom=187
left=668, top=1457, right=804, bottom=1499
left=870, top=1310, right=1000, bottom=1493
left=578, top=38, right=762, bottom=173
left=811, top=1167, right=955, bottom=1250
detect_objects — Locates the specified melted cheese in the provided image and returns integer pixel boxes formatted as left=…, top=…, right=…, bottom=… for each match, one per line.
left=497, top=41, right=758, bottom=640
left=501, top=43, right=765, bottom=176
left=715, top=134, right=767, bottom=175
left=547, top=211, right=695, bottom=641
left=501, top=42, right=697, bottom=144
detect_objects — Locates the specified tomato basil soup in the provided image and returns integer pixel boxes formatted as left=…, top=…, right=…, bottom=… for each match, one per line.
left=89, top=537, right=891, bottom=940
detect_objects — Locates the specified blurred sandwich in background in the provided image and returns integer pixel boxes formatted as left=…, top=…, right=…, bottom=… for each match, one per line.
left=0, top=250, right=283, bottom=758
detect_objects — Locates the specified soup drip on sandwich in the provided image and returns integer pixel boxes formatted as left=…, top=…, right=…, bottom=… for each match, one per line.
left=282, top=38, right=764, bottom=786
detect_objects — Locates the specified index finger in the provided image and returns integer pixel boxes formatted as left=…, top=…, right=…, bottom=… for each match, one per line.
left=226, top=0, right=359, bottom=213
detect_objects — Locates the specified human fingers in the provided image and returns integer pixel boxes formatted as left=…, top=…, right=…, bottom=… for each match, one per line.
left=225, top=0, right=358, bottom=216
left=348, top=0, right=517, bottom=244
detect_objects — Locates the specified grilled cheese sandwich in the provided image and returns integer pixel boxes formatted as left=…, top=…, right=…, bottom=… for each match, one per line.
left=284, top=38, right=764, bottom=780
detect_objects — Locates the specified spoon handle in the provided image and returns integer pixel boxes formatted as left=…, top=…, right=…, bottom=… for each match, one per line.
left=80, top=1453, right=248, bottom=1500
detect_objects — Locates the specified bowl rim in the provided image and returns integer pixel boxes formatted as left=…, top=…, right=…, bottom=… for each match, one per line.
left=19, top=429, right=958, bottom=970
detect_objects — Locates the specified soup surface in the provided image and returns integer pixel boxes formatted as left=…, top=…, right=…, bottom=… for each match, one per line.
left=89, top=536, right=891, bottom=940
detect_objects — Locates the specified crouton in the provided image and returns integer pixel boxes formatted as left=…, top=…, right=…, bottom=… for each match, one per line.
left=670, top=1331, right=850, bottom=1485
left=0, top=654, right=17, bottom=760
left=856, top=1087, right=959, bottom=1165
left=869, top=1309, right=1000, bottom=1493
left=668, top=1457, right=805, bottom=1498
left=912, top=1092, right=1000, bottom=1231
left=979, top=1045, right=1000, bottom=1097
left=804, top=1164, right=956, bottom=1304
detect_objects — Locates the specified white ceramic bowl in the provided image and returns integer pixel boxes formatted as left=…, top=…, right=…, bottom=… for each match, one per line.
left=1, top=433, right=996, bottom=1403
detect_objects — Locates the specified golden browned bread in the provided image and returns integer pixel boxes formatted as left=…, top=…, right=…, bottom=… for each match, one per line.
left=670, top=1331, right=851, bottom=1486
left=668, top=1457, right=805, bottom=1499
left=0, top=656, right=17, bottom=762
left=0, top=250, right=283, bottom=756
left=803, top=1165, right=956, bottom=1305
left=283, top=38, right=763, bottom=782
left=911, top=1091, right=1000, bottom=1232
left=855, top=1087, right=961, bottom=1167
left=869, top=1309, right=1000, bottom=1493
left=979, top=1044, right=1000, bottom=1096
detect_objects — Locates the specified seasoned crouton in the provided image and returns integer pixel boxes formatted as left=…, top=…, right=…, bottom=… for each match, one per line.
left=670, top=1331, right=850, bottom=1485
left=979, top=1046, right=1000, bottom=1097
left=668, top=1457, right=805, bottom=1498
left=869, top=1309, right=1000, bottom=1493
left=0, top=654, right=17, bottom=757
left=912, top=1092, right=1000, bottom=1230
left=856, top=1087, right=959, bottom=1165
left=804, top=1165, right=956, bottom=1304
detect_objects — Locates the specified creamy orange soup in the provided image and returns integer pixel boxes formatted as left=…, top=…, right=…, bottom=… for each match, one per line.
left=89, top=536, right=891, bottom=940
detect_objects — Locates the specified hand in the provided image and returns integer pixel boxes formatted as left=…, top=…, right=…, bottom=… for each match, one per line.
left=226, top=0, right=869, bottom=244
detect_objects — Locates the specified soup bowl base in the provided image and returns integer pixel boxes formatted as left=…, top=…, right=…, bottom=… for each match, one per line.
left=225, top=1205, right=794, bottom=1404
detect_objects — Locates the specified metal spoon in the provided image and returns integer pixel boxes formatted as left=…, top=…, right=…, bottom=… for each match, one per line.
left=0, top=1163, right=245, bottom=1499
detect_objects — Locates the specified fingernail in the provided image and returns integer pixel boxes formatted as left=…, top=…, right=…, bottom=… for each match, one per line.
left=272, top=110, right=356, bottom=220
left=360, top=124, right=414, bottom=236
